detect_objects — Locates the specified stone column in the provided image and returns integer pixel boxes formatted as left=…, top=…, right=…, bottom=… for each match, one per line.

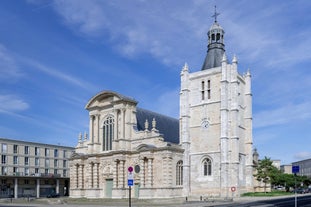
left=75, top=164, right=79, bottom=188
left=113, top=160, right=118, bottom=188
left=139, top=158, right=145, bottom=187
left=36, top=179, right=40, bottom=198
left=120, top=160, right=125, bottom=188
left=90, top=163, right=94, bottom=188
left=14, top=178, right=18, bottom=199
left=121, top=109, right=125, bottom=139
left=78, top=164, right=84, bottom=189
left=94, top=163, right=99, bottom=188
left=96, top=115, right=100, bottom=143
left=89, top=115, right=94, bottom=143
left=56, top=179, right=59, bottom=194
left=167, top=157, right=172, bottom=186
left=147, top=158, right=153, bottom=187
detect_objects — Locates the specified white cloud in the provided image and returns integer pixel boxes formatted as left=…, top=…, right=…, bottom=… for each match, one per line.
left=22, top=58, right=98, bottom=92
left=294, top=151, right=311, bottom=161
left=0, top=44, right=22, bottom=81
left=0, top=95, right=29, bottom=113
left=254, top=102, right=311, bottom=129
left=52, top=0, right=109, bottom=36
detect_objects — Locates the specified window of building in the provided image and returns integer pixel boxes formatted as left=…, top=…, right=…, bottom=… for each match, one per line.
left=24, top=167, right=29, bottom=176
left=24, top=146, right=29, bottom=155
left=1, top=143, right=7, bottom=153
left=102, top=115, right=114, bottom=151
left=63, top=160, right=67, bottom=168
left=35, top=147, right=40, bottom=156
left=35, top=158, right=39, bottom=166
left=13, top=156, right=18, bottom=165
left=54, top=149, right=58, bottom=157
left=207, top=80, right=211, bottom=99
left=176, top=160, right=183, bottom=186
left=45, top=159, right=49, bottom=168
left=24, top=157, right=29, bottom=166
left=45, top=169, right=49, bottom=175
left=54, top=169, right=58, bottom=175
left=201, top=81, right=205, bottom=100
left=54, top=159, right=58, bottom=167
left=35, top=168, right=39, bottom=174
left=63, top=150, right=66, bottom=158
left=63, top=169, right=67, bottom=177
left=1, top=167, right=7, bottom=175
left=13, top=145, right=18, bottom=154
left=13, top=167, right=18, bottom=173
left=202, top=158, right=212, bottom=176
left=45, top=148, right=49, bottom=157
left=1, top=155, right=6, bottom=164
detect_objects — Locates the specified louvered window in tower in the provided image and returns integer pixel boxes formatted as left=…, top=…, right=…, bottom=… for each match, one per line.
left=207, top=80, right=211, bottom=99
left=201, top=81, right=205, bottom=100
left=103, top=115, right=114, bottom=151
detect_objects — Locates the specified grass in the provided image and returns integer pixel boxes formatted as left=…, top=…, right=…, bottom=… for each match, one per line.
left=242, top=191, right=292, bottom=197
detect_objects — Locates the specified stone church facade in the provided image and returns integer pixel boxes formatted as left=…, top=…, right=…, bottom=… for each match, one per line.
left=70, top=16, right=254, bottom=199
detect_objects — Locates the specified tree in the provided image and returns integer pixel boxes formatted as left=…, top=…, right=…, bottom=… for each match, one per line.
left=254, top=156, right=278, bottom=193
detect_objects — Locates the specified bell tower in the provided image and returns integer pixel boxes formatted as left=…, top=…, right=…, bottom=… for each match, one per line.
left=180, top=6, right=253, bottom=198
left=201, top=6, right=225, bottom=70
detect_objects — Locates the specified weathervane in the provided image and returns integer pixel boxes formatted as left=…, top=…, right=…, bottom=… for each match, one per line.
left=212, top=5, right=220, bottom=23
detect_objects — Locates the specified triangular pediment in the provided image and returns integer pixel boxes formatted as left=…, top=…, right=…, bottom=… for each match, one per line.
left=85, top=90, right=137, bottom=109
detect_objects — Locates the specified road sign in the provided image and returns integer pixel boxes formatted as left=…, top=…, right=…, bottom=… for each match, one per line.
left=128, top=179, right=134, bottom=186
left=292, top=165, right=300, bottom=174
left=128, top=166, right=133, bottom=172
left=128, top=172, right=134, bottom=180
left=128, top=170, right=134, bottom=186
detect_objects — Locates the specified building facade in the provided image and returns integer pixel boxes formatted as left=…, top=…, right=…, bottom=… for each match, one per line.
left=292, top=159, right=311, bottom=177
left=70, top=16, right=254, bottom=199
left=180, top=18, right=253, bottom=197
left=70, top=92, right=183, bottom=198
left=0, top=138, right=74, bottom=198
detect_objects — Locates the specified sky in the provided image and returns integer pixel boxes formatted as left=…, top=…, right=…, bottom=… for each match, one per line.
left=0, top=0, right=310, bottom=165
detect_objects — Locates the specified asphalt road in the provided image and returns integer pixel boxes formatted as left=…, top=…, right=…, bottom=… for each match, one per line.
left=1, top=195, right=311, bottom=207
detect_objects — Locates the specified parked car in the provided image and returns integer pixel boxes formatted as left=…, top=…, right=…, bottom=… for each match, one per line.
left=46, top=192, right=60, bottom=198
left=292, top=188, right=308, bottom=194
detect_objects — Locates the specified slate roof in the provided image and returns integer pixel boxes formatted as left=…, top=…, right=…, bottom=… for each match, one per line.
left=201, top=46, right=225, bottom=70
left=201, top=21, right=225, bottom=70
left=136, top=108, right=179, bottom=144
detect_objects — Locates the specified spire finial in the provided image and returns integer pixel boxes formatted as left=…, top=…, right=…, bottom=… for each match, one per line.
left=212, top=5, right=220, bottom=23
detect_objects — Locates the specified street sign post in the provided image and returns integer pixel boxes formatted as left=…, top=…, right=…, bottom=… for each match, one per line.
left=128, top=167, right=134, bottom=207
left=292, top=165, right=300, bottom=207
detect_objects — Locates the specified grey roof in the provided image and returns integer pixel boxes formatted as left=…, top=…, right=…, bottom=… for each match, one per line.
left=201, top=21, right=225, bottom=70
left=201, top=45, right=225, bottom=70
left=135, top=108, right=179, bottom=144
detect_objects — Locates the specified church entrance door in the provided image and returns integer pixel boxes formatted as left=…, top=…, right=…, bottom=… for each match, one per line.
left=105, top=179, right=113, bottom=198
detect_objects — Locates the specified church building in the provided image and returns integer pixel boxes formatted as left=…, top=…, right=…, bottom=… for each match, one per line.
left=69, top=12, right=254, bottom=199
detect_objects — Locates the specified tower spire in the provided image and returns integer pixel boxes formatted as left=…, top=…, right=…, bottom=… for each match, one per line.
left=212, top=5, right=220, bottom=23
left=201, top=6, right=225, bottom=70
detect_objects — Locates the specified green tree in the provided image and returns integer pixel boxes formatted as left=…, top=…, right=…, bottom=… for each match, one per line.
left=254, top=156, right=278, bottom=193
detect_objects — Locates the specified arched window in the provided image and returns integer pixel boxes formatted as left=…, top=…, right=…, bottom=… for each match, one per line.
left=202, top=158, right=212, bottom=176
left=103, top=115, right=114, bottom=151
left=176, top=160, right=183, bottom=186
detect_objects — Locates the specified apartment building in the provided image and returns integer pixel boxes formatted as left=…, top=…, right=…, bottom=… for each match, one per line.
left=0, top=137, right=74, bottom=198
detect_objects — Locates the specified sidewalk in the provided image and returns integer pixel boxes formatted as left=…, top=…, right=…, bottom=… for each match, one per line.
left=0, top=197, right=235, bottom=207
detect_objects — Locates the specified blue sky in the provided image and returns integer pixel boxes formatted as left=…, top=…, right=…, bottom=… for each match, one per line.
left=0, top=0, right=310, bottom=165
